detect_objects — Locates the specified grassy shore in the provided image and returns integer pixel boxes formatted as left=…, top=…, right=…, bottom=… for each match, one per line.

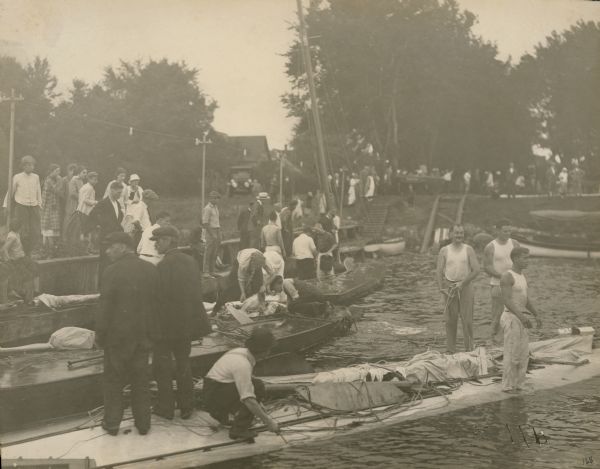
left=152, top=191, right=599, bottom=245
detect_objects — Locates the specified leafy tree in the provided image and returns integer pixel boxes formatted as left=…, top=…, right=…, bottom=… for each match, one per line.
left=283, top=0, right=532, bottom=174
left=515, top=21, right=600, bottom=177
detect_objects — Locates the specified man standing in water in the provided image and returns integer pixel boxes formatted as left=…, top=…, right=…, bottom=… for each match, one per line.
left=500, top=247, right=542, bottom=392
left=436, top=224, right=480, bottom=353
left=483, top=220, right=520, bottom=343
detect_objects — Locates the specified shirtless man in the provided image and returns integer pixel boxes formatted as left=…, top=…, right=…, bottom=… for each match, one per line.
left=499, top=247, right=542, bottom=392
left=483, top=220, right=520, bottom=342
left=436, top=224, right=480, bottom=353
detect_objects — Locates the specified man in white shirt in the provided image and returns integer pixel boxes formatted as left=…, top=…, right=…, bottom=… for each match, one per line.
left=204, top=327, right=280, bottom=440
left=137, top=211, right=171, bottom=265
left=436, top=224, right=480, bottom=353
left=483, top=219, right=520, bottom=343
left=76, top=171, right=98, bottom=250
left=292, top=225, right=318, bottom=280
left=8, top=155, right=43, bottom=255
left=202, top=191, right=221, bottom=276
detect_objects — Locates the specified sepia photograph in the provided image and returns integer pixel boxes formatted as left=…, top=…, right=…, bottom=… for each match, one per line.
left=0, top=0, right=599, bottom=467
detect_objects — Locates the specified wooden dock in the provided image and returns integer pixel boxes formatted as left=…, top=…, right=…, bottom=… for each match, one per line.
left=420, top=194, right=467, bottom=253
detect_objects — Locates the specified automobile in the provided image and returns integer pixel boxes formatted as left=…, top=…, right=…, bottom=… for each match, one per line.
left=227, top=165, right=254, bottom=195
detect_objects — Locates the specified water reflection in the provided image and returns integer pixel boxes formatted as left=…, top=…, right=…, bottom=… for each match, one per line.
left=204, top=255, right=600, bottom=469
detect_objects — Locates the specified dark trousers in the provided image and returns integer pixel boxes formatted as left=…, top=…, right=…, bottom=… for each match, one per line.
left=103, top=343, right=151, bottom=432
left=239, top=231, right=251, bottom=250
left=13, top=203, right=41, bottom=255
left=203, top=377, right=265, bottom=432
left=153, top=339, right=193, bottom=417
left=296, top=258, right=316, bottom=280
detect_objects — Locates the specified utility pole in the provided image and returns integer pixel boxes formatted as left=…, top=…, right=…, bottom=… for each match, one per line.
left=296, top=0, right=334, bottom=212
left=196, top=130, right=211, bottom=210
left=1, top=89, right=24, bottom=228
left=279, top=145, right=287, bottom=205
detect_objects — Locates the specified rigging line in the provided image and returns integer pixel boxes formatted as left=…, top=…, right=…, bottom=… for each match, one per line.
left=73, top=112, right=205, bottom=143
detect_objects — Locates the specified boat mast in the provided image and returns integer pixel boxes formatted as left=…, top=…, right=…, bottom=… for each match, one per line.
left=296, top=0, right=334, bottom=211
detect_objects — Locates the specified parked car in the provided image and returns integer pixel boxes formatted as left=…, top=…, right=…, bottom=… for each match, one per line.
left=227, top=165, right=254, bottom=195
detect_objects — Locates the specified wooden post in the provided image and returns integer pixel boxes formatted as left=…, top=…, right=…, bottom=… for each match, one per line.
left=420, top=195, right=440, bottom=253
left=296, top=0, right=334, bottom=211
left=1, top=89, right=24, bottom=228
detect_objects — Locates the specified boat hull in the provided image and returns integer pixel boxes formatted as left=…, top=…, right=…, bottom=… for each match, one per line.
left=513, top=238, right=600, bottom=259
left=0, top=316, right=342, bottom=431
left=0, top=303, right=96, bottom=347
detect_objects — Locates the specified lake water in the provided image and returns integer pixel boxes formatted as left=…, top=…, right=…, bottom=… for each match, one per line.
left=208, top=255, right=600, bottom=469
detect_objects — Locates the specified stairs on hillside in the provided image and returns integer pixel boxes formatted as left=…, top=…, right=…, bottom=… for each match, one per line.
left=361, top=202, right=390, bottom=241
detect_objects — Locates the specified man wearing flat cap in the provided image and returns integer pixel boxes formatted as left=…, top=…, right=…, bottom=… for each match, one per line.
left=151, top=225, right=211, bottom=420
left=96, top=231, right=160, bottom=436
left=202, top=191, right=221, bottom=277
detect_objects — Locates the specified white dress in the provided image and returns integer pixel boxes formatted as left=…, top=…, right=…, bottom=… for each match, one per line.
left=365, top=175, right=375, bottom=198
left=348, top=178, right=358, bottom=206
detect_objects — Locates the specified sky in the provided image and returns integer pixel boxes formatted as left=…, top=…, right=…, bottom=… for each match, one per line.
left=0, top=0, right=599, bottom=149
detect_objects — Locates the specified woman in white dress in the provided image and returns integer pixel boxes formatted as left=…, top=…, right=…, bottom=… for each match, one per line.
left=347, top=173, right=359, bottom=206
left=365, top=170, right=375, bottom=201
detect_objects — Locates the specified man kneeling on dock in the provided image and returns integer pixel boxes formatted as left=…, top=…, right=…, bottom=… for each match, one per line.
left=204, top=327, right=280, bottom=440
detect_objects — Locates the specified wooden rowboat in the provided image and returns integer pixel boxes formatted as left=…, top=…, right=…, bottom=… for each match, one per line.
left=364, top=238, right=406, bottom=257
left=512, top=234, right=600, bottom=259
left=2, top=260, right=383, bottom=347
left=297, top=262, right=385, bottom=305
left=0, top=315, right=348, bottom=432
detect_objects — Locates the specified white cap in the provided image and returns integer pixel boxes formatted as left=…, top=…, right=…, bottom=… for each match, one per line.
left=129, top=173, right=141, bottom=182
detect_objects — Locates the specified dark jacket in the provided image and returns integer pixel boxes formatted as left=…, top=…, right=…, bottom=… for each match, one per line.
left=237, top=208, right=251, bottom=234
left=96, top=253, right=160, bottom=348
left=318, top=214, right=334, bottom=233
left=89, top=197, right=124, bottom=239
left=156, top=249, right=211, bottom=341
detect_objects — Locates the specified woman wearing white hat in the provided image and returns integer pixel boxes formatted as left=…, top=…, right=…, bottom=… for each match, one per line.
left=124, top=174, right=143, bottom=208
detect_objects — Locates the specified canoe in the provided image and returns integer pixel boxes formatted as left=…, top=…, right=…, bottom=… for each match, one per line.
left=4, top=333, right=597, bottom=467
left=0, top=315, right=347, bottom=431
left=297, top=261, right=385, bottom=305
left=512, top=234, right=600, bottom=259
left=530, top=209, right=600, bottom=224
left=364, top=238, right=406, bottom=257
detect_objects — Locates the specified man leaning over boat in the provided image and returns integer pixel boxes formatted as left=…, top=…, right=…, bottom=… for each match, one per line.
left=204, top=327, right=281, bottom=440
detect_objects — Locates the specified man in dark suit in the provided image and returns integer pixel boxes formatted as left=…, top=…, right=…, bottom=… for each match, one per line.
left=96, top=232, right=160, bottom=436
left=151, top=225, right=211, bottom=420
left=89, top=182, right=124, bottom=275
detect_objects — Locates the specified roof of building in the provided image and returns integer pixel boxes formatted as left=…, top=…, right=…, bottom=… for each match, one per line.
left=228, top=135, right=271, bottom=162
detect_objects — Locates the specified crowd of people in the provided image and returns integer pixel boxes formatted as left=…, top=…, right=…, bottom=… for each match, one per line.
left=436, top=221, right=541, bottom=393
left=1, top=155, right=160, bottom=303
left=204, top=190, right=344, bottom=319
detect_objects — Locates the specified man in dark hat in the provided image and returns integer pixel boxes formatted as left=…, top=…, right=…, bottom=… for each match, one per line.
left=151, top=225, right=211, bottom=420
left=95, top=232, right=160, bottom=436
left=204, top=327, right=280, bottom=440
left=202, top=190, right=221, bottom=277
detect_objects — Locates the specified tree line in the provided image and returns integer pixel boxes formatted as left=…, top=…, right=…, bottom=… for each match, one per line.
left=283, top=0, right=600, bottom=180
left=1, top=0, right=598, bottom=198
left=0, top=57, right=240, bottom=197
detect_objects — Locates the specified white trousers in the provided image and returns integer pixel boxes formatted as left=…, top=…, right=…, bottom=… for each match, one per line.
left=500, top=311, right=529, bottom=391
